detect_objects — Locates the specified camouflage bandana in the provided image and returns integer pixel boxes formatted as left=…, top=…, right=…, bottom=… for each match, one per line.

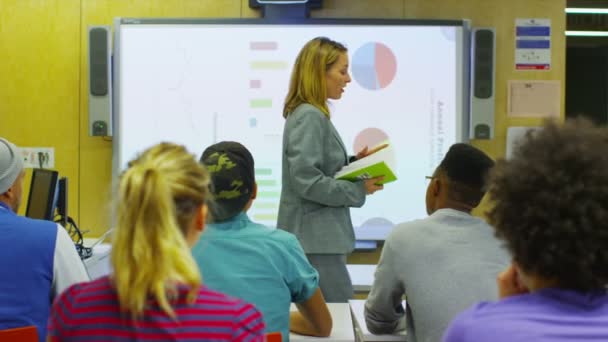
left=200, top=142, right=254, bottom=222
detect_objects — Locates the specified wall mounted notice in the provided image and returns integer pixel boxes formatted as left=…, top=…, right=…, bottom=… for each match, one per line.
left=515, top=18, right=551, bottom=70
left=505, top=126, right=541, bottom=159
left=507, top=80, right=560, bottom=118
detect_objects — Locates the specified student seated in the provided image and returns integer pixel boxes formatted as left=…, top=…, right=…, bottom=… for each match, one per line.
left=192, top=141, right=332, bottom=341
left=47, top=142, right=264, bottom=341
left=365, top=143, right=509, bottom=342
left=443, top=119, right=608, bottom=342
left=0, top=138, right=89, bottom=342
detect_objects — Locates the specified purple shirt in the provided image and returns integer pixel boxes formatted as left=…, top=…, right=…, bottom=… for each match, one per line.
left=443, top=288, right=608, bottom=342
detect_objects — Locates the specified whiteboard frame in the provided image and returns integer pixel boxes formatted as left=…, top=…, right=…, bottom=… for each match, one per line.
left=112, top=17, right=471, bottom=180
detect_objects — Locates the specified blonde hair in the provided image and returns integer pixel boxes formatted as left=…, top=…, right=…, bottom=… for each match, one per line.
left=283, top=37, right=348, bottom=118
left=111, top=142, right=210, bottom=320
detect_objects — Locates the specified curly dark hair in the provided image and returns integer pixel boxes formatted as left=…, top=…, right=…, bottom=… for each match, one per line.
left=487, top=118, right=608, bottom=291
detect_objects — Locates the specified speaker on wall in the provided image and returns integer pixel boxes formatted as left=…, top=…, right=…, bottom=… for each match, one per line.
left=88, top=26, right=113, bottom=137
left=469, top=27, right=495, bottom=140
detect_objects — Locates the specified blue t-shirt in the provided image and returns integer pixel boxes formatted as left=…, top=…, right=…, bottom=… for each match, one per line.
left=192, top=212, right=319, bottom=342
left=443, top=288, right=608, bottom=342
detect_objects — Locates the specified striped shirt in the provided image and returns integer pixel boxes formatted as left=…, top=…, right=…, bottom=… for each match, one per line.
left=47, top=276, right=264, bottom=341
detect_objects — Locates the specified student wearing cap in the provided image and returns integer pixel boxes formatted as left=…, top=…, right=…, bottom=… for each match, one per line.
left=364, top=143, right=509, bottom=342
left=0, top=138, right=88, bottom=342
left=192, top=141, right=332, bottom=342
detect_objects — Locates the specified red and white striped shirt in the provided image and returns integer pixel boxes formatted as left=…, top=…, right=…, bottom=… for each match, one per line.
left=48, top=276, right=264, bottom=341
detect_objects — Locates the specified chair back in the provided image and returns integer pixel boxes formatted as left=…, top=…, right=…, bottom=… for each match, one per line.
left=0, top=326, right=38, bottom=342
left=265, top=331, right=282, bottom=342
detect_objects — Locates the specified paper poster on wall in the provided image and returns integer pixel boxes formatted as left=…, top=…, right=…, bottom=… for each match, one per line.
left=515, top=18, right=551, bottom=70
left=508, top=80, right=560, bottom=118
left=506, top=126, right=541, bottom=159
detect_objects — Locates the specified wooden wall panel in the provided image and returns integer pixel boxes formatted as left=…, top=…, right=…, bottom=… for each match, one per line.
left=0, top=0, right=80, bottom=216
left=78, top=0, right=242, bottom=235
left=313, top=0, right=405, bottom=18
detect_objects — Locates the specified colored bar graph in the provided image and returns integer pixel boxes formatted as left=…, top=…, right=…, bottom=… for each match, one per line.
left=257, top=179, right=277, bottom=187
left=258, top=191, right=280, bottom=198
left=255, top=168, right=272, bottom=175
left=255, top=169, right=272, bottom=176
left=251, top=61, right=288, bottom=70
left=250, top=42, right=278, bottom=50
left=253, top=213, right=278, bottom=221
left=250, top=80, right=261, bottom=88
left=255, top=202, right=279, bottom=209
left=250, top=99, right=272, bottom=108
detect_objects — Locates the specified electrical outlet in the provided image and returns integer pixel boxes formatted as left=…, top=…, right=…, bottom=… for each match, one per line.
left=21, top=147, right=55, bottom=169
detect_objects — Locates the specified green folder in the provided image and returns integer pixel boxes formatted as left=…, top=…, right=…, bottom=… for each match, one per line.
left=335, top=161, right=397, bottom=184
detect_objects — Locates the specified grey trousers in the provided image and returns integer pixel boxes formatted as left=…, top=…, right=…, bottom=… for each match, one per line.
left=306, top=253, right=354, bottom=303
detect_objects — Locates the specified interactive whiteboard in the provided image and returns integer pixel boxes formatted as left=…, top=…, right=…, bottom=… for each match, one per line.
left=113, top=18, right=470, bottom=240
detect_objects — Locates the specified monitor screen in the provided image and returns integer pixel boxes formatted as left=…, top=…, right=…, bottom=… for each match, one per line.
left=114, top=19, right=470, bottom=240
left=25, top=169, right=59, bottom=221
left=56, top=177, right=68, bottom=226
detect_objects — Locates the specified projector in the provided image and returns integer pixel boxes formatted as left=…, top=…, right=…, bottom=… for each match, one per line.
left=256, top=0, right=308, bottom=3
left=249, top=0, right=323, bottom=8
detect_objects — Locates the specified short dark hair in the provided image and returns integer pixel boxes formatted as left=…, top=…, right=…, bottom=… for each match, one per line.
left=436, top=143, right=495, bottom=207
left=200, top=141, right=255, bottom=222
left=488, top=118, right=608, bottom=291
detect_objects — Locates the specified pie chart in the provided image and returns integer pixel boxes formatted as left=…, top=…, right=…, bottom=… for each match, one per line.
left=353, top=127, right=389, bottom=153
left=352, top=42, right=397, bottom=90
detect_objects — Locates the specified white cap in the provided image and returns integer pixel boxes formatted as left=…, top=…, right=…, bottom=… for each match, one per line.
left=0, top=138, right=24, bottom=194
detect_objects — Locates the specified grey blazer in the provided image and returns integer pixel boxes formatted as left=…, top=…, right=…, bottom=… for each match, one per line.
left=277, top=104, right=366, bottom=254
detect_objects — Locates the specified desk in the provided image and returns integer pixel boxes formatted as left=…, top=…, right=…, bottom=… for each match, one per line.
left=290, top=303, right=355, bottom=342
left=354, top=225, right=393, bottom=241
left=84, top=245, right=378, bottom=292
left=354, top=240, right=378, bottom=251
left=83, top=243, right=112, bottom=280
left=85, top=248, right=378, bottom=294
left=83, top=245, right=358, bottom=342
left=349, top=300, right=406, bottom=342
left=346, top=264, right=375, bottom=293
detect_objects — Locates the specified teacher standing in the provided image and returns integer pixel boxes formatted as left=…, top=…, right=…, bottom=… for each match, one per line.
left=278, top=37, right=384, bottom=302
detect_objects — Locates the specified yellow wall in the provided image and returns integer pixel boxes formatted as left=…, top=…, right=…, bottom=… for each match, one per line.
left=78, top=0, right=244, bottom=237
left=0, top=0, right=565, bottom=238
left=1, top=0, right=81, bottom=219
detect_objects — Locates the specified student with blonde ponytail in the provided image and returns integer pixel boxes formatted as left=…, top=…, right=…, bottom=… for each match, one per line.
left=47, top=143, right=264, bottom=342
